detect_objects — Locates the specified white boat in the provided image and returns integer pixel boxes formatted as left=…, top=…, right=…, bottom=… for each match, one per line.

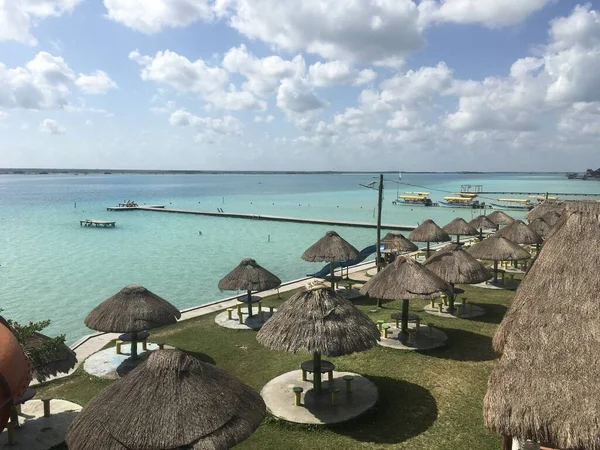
left=439, top=193, right=485, bottom=209
left=490, top=198, right=534, bottom=211
left=392, top=192, right=435, bottom=207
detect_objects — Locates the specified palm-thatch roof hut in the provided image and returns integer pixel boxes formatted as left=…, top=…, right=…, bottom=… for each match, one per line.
left=381, top=232, right=418, bottom=253
left=66, top=349, right=265, bottom=450
left=218, top=258, right=281, bottom=317
left=486, top=210, right=515, bottom=229
left=424, top=244, right=492, bottom=309
left=442, top=218, right=478, bottom=243
left=25, top=332, right=77, bottom=381
left=85, top=284, right=181, bottom=359
left=527, top=217, right=552, bottom=239
left=257, top=284, right=379, bottom=393
left=469, top=215, right=497, bottom=239
left=302, top=231, right=359, bottom=289
left=484, top=202, right=600, bottom=450
left=493, top=220, right=543, bottom=246
left=466, top=237, right=530, bottom=283
left=360, top=256, right=450, bottom=332
left=407, top=219, right=451, bottom=257
left=525, top=200, right=564, bottom=223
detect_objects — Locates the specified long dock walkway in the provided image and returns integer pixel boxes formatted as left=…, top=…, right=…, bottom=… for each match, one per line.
left=107, top=205, right=416, bottom=231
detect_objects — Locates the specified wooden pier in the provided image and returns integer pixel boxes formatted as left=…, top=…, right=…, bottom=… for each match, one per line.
left=106, top=206, right=416, bottom=231
left=80, top=219, right=116, bottom=228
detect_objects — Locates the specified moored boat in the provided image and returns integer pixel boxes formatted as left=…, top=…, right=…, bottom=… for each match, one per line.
left=439, top=196, right=483, bottom=209
left=392, top=192, right=435, bottom=207
left=490, top=198, right=534, bottom=211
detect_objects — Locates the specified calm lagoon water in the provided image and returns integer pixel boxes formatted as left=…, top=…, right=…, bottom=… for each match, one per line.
left=0, top=172, right=596, bottom=342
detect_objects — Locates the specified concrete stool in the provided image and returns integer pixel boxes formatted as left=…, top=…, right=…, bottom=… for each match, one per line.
left=293, top=387, right=303, bottom=406
left=227, top=308, right=234, bottom=320
left=343, top=375, right=354, bottom=394
left=437, top=303, right=443, bottom=313
left=415, top=318, right=421, bottom=330
left=236, top=303, right=244, bottom=316
left=430, top=299, right=436, bottom=308
left=407, top=329, right=415, bottom=343
left=41, top=396, right=52, bottom=417
left=155, top=341, right=165, bottom=350
left=456, top=304, right=462, bottom=316
left=115, top=340, right=124, bottom=354
left=331, top=387, right=340, bottom=405
left=441, top=294, right=448, bottom=306
left=376, top=320, right=384, bottom=331
left=382, top=324, right=390, bottom=338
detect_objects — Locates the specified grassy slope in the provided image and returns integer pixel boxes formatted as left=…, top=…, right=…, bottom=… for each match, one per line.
left=40, top=283, right=512, bottom=450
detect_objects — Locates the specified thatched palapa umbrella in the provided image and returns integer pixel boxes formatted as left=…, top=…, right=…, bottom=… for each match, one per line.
left=66, top=349, right=265, bottom=450
left=218, top=258, right=281, bottom=317
left=527, top=217, right=551, bottom=239
left=486, top=210, right=515, bottom=230
left=424, top=244, right=492, bottom=310
left=257, top=284, right=379, bottom=394
left=468, top=215, right=497, bottom=240
left=493, top=219, right=543, bottom=246
left=360, top=257, right=451, bottom=332
left=25, top=332, right=77, bottom=381
left=302, top=231, right=359, bottom=289
left=381, top=232, right=418, bottom=253
left=467, top=237, right=530, bottom=283
left=85, top=284, right=181, bottom=360
left=484, top=202, right=600, bottom=449
left=442, top=217, right=478, bottom=244
left=408, top=219, right=451, bottom=257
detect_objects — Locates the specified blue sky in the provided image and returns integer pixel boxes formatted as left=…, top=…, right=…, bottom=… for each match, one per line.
left=0, top=0, right=599, bottom=171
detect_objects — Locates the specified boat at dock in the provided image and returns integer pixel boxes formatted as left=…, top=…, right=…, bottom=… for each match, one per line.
left=439, top=192, right=485, bottom=209
left=490, top=198, right=535, bottom=211
left=392, top=192, right=436, bottom=207
left=80, top=219, right=116, bottom=228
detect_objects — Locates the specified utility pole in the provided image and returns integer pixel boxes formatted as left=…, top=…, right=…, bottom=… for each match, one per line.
left=376, top=173, right=383, bottom=272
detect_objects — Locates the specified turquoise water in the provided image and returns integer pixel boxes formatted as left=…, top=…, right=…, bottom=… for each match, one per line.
left=0, top=172, right=597, bottom=343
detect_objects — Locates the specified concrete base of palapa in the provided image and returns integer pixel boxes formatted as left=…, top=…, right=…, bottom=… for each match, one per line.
left=423, top=303, right=485, bottom=319
left=214, top=306, right=277, bottom=330
left=335, top=288, right=362, bottom=300
left=83, top=343, right=172, bottom=379
left=261, top=370, right=378, bottom=425
left=0, top=399, right=81, bottom=450
left=472, top=279, right=519, bottom=290
left=377, top=322, right=448, bottom=351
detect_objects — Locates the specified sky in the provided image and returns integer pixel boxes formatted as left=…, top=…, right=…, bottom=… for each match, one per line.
left=0, top=0, right=599, bottom=171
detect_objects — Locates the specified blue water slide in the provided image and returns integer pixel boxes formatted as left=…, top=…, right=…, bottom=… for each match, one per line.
left=309, top=245, right=376, bottom=277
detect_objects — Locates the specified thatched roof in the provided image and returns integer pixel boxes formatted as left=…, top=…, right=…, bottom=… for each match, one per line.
left=85, top=284, right=181, bottom=333
left=301, top=231, right=360, bottom=262
left=26, top=332, right=77, bottom=380
left=407, top=219, right=451, bottom=243
left=442, top=217, right=478, bottom=236
left=527, top=217, right=552, bottom=239
left=360, top=256, right=451, bottom=300
left=424, top=244, right=492, bottom=285
left=493, top=220, right=543, bottom=245
left=66, top=349, right=265, bottom=450
left=525, top=200, right=564, bottom=222
left=256, top=284, right=379, bottom=357
left=484, top=203, right=600, bottom=449
left=486, top=210, right=515, bottom=226
left=218, top=258, right=281, bottom=292
left=381, top=232, right=418, bottom=253
left=466, top=237, right=530, bottom=261
left=469, top=215, right=497, bottom=230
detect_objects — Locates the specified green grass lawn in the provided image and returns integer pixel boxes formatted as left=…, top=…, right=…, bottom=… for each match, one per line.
left=41, top=281, right=513, bottom=450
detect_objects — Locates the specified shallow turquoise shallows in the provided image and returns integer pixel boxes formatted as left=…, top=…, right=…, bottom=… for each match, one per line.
left=0, top=172, right=595, bottom=342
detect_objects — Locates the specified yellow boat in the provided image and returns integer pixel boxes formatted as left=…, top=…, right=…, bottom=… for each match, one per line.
left=393, top=192, right=434, bottom=207
left=491, top=198, right=534, bottom=211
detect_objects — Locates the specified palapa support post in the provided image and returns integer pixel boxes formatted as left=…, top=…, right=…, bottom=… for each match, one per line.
left=246, top=290, right=254, bottom=317
left=401, top=299, right=409, bottom=333
left=375, top=173, right=383, bottom=272
left=343, top=375, right=354, bottom=394
left=130, top=331, right=138, bottom=360
left=448, top=284, right=456, bottom=311
left=313, top=351, right=323, bottom=394
left=329, top=262, right=336, bottom=290
left=493, top=260, right=499, bottom=283
left=7, top=420, right=16, bottom=445
left=426, top=241, right=431, bottom=258
left=293, top=387, right=303, bottom=406
left=258, top=301, right=262, bottom=313
left=502, top=435, right=513, bottom=450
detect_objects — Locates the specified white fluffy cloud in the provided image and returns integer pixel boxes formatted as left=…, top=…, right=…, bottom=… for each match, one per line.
left=0, top=0, right=82, bottom=45
left=76, top=70, right=117, bottom=94
left=308, top=61, right=376, bottom=87
left=103, top=0, right=213, bottom=33
left=39, top=118, right=65, bottom=134
left=419, top=0, right=552, bottom=27
left=169, top=109, right=242, bottom=142
left=277, top=77, right=325, bottom=114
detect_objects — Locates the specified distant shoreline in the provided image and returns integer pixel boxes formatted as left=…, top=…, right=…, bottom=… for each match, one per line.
left=0, top=169, right=568, bottom=175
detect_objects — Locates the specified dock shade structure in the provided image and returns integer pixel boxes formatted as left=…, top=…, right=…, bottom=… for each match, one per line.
left=442, top=218, right=478, bottom=244
left=424, top=244, right=492, bottom=310
left=66, top=349, right=265, bottom=450
left=257, top=284, right=379, bottom=395
left=466, top=237, right=530, bottom=283
left=486, top=211, right=515, bottom=229
left=85, top=284, right=181, bottom=360
left=527, top=217, right=552, bottom=239
left=360, top=257, right=451, bottom=332
left=408, top=219, right=451, bottom=257
left=484, top=204, right=600, bottom=450
left=468, top=215, right=497, bottom=240
left=381, top=232, right=418, bottom=253
left=218, top=258, right=281, bottom=317
left=493, top=220, right=543, bottom=247
left=302, top=231, right=360, bottom=289
left=23, top=331, right=77, bottom=381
